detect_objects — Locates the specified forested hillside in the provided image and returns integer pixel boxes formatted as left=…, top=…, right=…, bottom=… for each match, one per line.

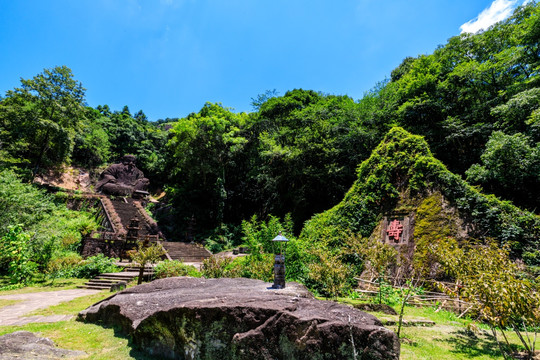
left=0, top=2, right=538, bottom=244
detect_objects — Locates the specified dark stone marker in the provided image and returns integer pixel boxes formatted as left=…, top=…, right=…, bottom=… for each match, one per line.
left=273, top=254, right=286, bottom=289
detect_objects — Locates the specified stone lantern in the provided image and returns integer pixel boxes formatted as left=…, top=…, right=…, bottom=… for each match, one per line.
left=272, top=231, right=289, bottom=289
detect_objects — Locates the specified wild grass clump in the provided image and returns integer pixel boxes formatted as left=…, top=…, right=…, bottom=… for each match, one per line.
left=154, top=260, right=200, bottom=278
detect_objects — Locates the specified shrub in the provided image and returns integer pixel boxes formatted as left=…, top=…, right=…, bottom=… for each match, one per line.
left=230, top=253, right=275, bottom=282
left=0, top=225, right=36, bottom=284
left=46, top=252, right=83, bottom=278
left=241, top=214, right=294, bottom=255
left=129, top=242, right=167, bottom=284
left=307, top=248, right=352, bottom=298
left=154, top=260, right=200, bottom=278
left=431, top=239, right=540, bottom=359
left=203, top=223, right=240, bottom=253
left=201, top=256, right=240, bottom=278
left=72, top=254, right=120, bottom=278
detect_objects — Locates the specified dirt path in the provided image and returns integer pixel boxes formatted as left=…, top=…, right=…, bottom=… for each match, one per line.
left=0, top=289, right=102, bottom=326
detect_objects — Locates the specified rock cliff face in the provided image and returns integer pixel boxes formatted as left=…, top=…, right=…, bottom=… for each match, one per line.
left=78, top=277, right=399, bottom=360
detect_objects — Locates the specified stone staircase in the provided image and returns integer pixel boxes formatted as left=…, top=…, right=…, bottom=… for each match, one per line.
left=78, top=266, right=155, bottom=290
left=108, top=198, right=157, bottom=237
left=161, top=242, right=212, bottom=263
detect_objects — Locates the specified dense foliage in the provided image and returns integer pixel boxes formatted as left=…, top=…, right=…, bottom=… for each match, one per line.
left=431, top=239, right=540, bottom=359
left=0, top=170, right=99, bottom=282
left=380, top=3, right=540, bottom=210
left=301, top=127, right=540, bottom=263
left=0, top=67, right=169, bottom=187
left=161, top=3, right=540, bottom=236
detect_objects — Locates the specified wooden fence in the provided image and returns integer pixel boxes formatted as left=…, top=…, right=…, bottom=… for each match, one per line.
left=355, top=277, right=474, bottom=317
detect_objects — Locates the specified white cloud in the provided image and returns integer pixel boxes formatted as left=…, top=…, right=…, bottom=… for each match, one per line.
left=460, top=0, right=521, bottom=34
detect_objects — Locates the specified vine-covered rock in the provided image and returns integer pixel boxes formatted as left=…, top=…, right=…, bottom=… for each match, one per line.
left=300, top=127, right=540, bottom=263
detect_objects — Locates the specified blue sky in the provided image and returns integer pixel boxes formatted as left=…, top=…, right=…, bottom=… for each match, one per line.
left=0, top=0, right=529, bottom=121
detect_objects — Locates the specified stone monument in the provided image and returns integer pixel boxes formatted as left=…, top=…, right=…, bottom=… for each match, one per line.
left=96, top=155, right=150, bottom=197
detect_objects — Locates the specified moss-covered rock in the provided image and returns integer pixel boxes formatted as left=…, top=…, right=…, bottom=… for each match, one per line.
left=300, top=127, right=540, bottom=264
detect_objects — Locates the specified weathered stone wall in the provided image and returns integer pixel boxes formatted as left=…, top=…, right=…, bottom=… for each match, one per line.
left=80, top=236, right=138, bottom=259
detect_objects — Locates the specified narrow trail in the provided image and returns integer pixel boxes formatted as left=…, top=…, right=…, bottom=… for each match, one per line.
left=0, top=289, right=101, bottom=326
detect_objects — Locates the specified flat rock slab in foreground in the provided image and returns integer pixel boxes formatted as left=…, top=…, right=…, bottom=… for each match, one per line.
left=78, top=277, right=400, bottom=360
left=0, top=331, right=86, bottom=360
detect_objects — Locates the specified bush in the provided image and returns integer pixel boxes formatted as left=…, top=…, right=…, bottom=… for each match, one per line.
left=154, top=260, right=200, bottom=279
left=241, top=214, right=294, bottom=255
left=46, top=252, right=83, bottom=278
left=201, top=256, right=240, bottom=278
left=0, top=225, right=36, bottom=284
left=72, top=254, right=120, bottom=278
left=307, top=248, right=352, bottom=298
left=229, top=253, right=275, bottom=282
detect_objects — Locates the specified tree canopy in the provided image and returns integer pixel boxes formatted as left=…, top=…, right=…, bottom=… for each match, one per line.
left=0, top=2, right=538, bottom=246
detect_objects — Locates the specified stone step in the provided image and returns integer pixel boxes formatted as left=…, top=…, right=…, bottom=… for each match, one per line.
left=98, top=273, right=135, bottom=278
left=85, top=280, right=121, bottom=286
left=122, top=267, right=154, bottom=272
left=167, top=254, right=208, bottom=258
left=161, top=242, right=212, bottom=263
left=77, top=284, right=112, bottom=290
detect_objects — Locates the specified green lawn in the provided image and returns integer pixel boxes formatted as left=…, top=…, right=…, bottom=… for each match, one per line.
left=0, top=321, right=152, bottom=360
left=337, top=297, right=531, bottom=360
left=25, top=291, right=112, bottom=317
left=0, top=282, right=535, bottom=359
left=0, top=277, right=89, bottom=295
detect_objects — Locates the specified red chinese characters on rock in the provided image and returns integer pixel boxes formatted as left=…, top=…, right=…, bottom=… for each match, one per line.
left=386, top=219, right=403, bottom=242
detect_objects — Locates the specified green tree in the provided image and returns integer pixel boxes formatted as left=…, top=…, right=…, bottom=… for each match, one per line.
left=0, top=66, right=86, bottom=173
left=368, top=3, right=540, bottom=179
left=129, top=242, right=166, bottom=285
left=432, top=239, right=540, bottom=360
left=91, top=104, right=169, bottom=186
left=253, top=90, right=385, bottom=230
left=167, top=103, right=249, bottom=233
left=72, top=107, right=111, bottom=167
left=466, top=131, right=540, bottom=209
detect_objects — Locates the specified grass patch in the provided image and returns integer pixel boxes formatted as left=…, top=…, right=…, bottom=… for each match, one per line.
left=0, top=278, right=89, bottom=295
left=0, top=299, right=22, bottom=309
left=25, top=290, right=111, bottom=317
left=0, top=320, right=152, bottom=360
left=335, top=297, right=530, bottom=359
left=399, top=325, right=508, bottom=360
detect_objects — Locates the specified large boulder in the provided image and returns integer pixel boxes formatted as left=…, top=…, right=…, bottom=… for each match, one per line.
left=78, top=277, right=400, bottom=359
left=0, top=331, right=86, bottom=359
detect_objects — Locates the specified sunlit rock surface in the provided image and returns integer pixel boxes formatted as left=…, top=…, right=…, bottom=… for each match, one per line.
left=79, top=277, right=400, bottom=360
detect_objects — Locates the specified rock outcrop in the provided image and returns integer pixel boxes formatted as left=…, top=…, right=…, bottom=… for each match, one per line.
left=0, top=331, right=86, bottom=360
left=78, top=277, right=400, bottom=360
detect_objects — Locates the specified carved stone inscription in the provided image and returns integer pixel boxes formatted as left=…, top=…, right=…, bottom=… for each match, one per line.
left=382, top=214, right=413, bottom=244
left=386, top=220, right=403, bottom=241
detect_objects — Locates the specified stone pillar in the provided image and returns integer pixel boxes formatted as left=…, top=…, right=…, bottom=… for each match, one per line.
left=273, top=254, right=286, bottom=289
